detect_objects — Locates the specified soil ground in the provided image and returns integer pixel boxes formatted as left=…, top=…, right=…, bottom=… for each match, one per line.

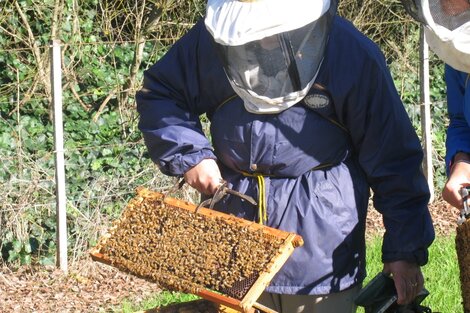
left=0, top=197, right=459, bottom=312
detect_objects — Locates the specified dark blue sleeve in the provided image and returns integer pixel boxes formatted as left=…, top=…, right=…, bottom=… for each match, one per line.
left=357, top=59, right=434, bottom=265
left=327, top=20, right=434, bottom=265
left=445, top=64, right=470, bottom=175
left=136, top=20, right=219, bottom=176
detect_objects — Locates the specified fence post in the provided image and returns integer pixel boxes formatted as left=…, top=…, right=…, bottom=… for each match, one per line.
left=419, top=25, right=434, bottom=203
left=51, top=39, right=68, bottom=273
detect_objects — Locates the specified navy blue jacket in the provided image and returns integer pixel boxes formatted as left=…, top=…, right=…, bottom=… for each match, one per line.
left=136, top=16, right=435, bottom=295
left=445, top=65, right=470, bottom=174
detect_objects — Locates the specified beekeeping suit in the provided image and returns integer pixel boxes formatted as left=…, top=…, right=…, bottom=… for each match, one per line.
left=401, top=0, right=470, bottom=208
left=401, top=0, right=470, bottom=73
left=137, top=0, right=434, bottom=309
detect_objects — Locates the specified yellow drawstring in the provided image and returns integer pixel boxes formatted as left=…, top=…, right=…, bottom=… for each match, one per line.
left=256, top=174, right=267, bottom=225
left=311, top=163, right=333, bottom=171
left=240, top=163, right=334, bottom=224
left=241, top=171, right=268, bottom=225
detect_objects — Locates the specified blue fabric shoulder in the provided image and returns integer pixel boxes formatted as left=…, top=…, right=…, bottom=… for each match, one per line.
left=445, top=64, right=470, bottom=173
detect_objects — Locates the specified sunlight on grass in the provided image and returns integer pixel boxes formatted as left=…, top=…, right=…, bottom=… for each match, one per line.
left=421, top=235, right=461, bottom=312
left=119, top=291, right=199, bottom=312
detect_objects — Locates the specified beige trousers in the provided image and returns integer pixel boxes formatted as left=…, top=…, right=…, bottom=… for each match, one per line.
left=256, top=285, right=361, bottom=313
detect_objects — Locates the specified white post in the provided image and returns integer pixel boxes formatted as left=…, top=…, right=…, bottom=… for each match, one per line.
left=51, top=39, right=68, bottom=273
left=420, top=26, right=435, bottom=203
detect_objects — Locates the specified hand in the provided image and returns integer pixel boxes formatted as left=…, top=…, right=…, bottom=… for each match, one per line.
left=383, top=261, right=424, bottom=305
left=442, top=152, right=470, bottom=209
left=184, top=158, right=222, bottom=195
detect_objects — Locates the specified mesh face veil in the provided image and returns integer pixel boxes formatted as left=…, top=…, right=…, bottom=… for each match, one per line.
left=205, top=0, right=337, bottom=114
left=402, top=0, right=470, bottom=72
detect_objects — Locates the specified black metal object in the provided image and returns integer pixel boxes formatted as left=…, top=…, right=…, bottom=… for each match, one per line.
left=355, top=272, right=432, bottom=313
left=458, top=187, right=470, bottom=225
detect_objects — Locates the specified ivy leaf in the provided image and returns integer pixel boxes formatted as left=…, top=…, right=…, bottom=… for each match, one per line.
left=91, top=159, right=103, bottom=171
left=39, top=255, right=56, bottom=266
left=12, top=240, right=22, bottom=253
left=20, top=254, right=32, bottom=265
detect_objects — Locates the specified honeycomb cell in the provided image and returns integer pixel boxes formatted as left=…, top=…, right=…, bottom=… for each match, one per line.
left=97, top=189, right=285, bottom=298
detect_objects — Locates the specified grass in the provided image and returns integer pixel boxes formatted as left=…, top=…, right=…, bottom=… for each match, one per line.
left=419, top=236, right=461, bottom=312
left=119, top=291, right=200, bottom=312
left=117, top=235, right=462, bottom=312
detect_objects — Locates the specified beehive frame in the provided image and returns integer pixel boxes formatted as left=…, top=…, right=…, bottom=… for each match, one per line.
left=90, top=187, right=303, bottom=313
left=456, top=219, right=470, bottom=312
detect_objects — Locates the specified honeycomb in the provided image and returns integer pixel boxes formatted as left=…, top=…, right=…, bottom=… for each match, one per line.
left=456, top=219, right=470, bottom=313
left=95, top=188, right=286, bottom=298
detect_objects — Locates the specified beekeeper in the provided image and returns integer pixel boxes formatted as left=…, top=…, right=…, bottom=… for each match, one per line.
left=401, top=0, right=470, bottom=210
left=136, top=0, right=435, bottom=311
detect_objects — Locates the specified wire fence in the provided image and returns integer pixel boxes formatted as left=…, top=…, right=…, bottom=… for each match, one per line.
left=0, top=35, right=190, bottom=267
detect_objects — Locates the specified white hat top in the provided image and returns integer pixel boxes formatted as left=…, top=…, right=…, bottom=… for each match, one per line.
left=205, top=0, right=331, bottom=46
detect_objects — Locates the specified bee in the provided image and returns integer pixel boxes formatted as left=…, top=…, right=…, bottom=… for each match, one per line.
left=98, top=189, right=290, bottom=297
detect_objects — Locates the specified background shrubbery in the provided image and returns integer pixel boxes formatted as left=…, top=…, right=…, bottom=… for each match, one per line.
left=0, top=0, right=447, bottom=266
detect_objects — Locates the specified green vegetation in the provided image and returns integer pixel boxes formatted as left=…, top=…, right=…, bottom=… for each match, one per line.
left=0, top=0, right=205, bottom=265
left=422, top=236, right=461, bottom=312
left=119, top=291, right=200, bottom=313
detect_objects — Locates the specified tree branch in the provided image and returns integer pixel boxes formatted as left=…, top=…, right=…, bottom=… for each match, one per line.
left=14, top=1, right=51, bottom=99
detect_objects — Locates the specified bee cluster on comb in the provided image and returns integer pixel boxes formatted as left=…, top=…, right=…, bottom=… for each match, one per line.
left=95, top=188, right=285, bottom=297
